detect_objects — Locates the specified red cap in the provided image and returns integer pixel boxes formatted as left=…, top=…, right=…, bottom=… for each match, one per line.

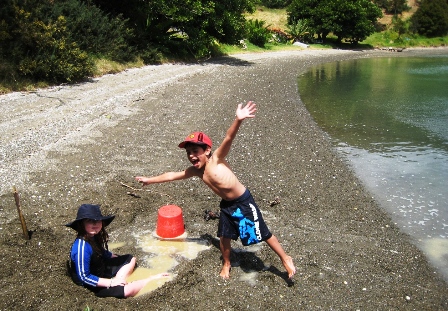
left=178, top=132, right=212, bottom=148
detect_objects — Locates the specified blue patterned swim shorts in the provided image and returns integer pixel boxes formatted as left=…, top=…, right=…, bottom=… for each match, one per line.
left=217, top=189, right=272, bottom=246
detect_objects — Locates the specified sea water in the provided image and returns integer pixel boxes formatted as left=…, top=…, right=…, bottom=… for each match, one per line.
left=298, top=54, right=448, bottom=281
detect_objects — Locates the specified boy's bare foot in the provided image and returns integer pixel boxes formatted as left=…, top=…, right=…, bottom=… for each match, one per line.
left=282, top=256, right=296, bottom=279
left=219, top=263, right=231, bottom=279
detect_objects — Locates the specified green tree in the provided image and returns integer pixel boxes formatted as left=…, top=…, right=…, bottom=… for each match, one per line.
left=205, top=1, right=256, bottom=45
left=331, top=0, right=383, bottom=43
left=373, top=0, right=409, bottom=14
left=287, top=0, right=382, bottom=43
left=392, top=16, right=407, bottom=39
left=0, top=0, right=94, bottom=83
left=261, top=0, right=292, bottom=8
left=91, top=0, right=257, bottom=58
left=245, top=19, right=271, bottom=47
left=287, top=0, right=332, bottom=40
left=410, top=0, right=448, bottom=37
left=13, top=9, right=93, bottom=82
left=286, top=18, right=312, bottom=42
left=44, top=0, right=135, bottom=62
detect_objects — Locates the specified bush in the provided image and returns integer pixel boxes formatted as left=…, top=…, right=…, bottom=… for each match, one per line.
left=43, top=0, right=135, bottom=62
left=16, top=15, right=94, bottom=82
left=0, top=0, right=133, bottom=83
left=19, top=41, right=93, bottom=82
left=206, top=10, right=248, bottom=45
left=286, top=19, right=312, bottom=43
left=139, top=45, right=163, bottom=64
left=10, top=9, right=94, bottom=83
left=373, top=0, right=409, bottom=14
left=245, top=19, right=271, bottom=47
left=260, top=0, right=291, bottom=9
left=410, top=0, right=448, bottom=37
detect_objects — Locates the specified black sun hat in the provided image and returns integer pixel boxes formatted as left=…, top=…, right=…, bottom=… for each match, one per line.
left=65, top=204, right=115, bottom=230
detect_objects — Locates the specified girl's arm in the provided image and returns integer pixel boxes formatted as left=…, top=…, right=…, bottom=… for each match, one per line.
left=96, top=276, right=126, bottom=288
left=71, top=239, right=101, bottom=287
left=71, top=240, right=126, bottom=288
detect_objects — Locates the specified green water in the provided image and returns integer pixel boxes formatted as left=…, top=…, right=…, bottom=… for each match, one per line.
left=298, top=55, right=448, bottom=281
left=299, top=57, right=448, bottom=151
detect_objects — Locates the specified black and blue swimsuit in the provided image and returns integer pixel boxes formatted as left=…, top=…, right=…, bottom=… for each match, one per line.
left=218, top=189, right=272, bottom=246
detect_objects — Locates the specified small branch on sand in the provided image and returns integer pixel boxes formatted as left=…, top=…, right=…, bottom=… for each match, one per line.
left=12, top=186, right=30, bottom=240
left=269, top=196, right=281, bottom=207
left=118, top=181, right=171, bottom=199
left=119, top=181, right=141, bottom=192
left=126, top=191, right=141, bottom=198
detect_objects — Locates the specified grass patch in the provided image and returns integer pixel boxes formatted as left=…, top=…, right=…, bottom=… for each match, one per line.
left=217, top=40, right=317, bottom=56
left=0, top=77, right=49, bottom=95
left=93, top=58, right=146, bottom=77
left=245, top=6, right=288, bottom=29
left=0, top=58, right=147, bottom=94
left=0, top=82, right=48, bottom=95
left=362, top=31, right=448, bottom=48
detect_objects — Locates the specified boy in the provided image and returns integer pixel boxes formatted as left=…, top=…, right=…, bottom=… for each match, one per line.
left=135, top=101, right=295, bottom=279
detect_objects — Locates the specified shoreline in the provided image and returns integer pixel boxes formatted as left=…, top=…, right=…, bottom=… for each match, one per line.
left=1, top=48, right=447, bottom=310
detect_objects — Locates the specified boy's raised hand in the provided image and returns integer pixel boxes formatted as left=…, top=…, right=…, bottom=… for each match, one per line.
left=236, top=101, right=257, bottom=121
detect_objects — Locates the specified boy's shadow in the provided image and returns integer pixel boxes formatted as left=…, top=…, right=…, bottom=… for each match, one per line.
left=201, top=234, right=294, bottom=287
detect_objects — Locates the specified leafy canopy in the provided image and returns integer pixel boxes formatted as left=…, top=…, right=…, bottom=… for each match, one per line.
left=287, top=0, right=382, bottom=43
left=410, top=0, right=448, bottom=37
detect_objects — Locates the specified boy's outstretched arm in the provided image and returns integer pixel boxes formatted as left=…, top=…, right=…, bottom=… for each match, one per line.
left=214, top=101, right=257, bottom=159
left=135, top=168, right=195, bottom=186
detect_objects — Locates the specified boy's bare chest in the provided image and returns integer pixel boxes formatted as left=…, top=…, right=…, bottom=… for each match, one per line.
left=202, top=162, right=234, bottom=186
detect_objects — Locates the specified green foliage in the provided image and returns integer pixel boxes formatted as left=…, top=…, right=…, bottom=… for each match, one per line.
left=333, top=0, right=383, bottom=43
left=2, top=0, right=446, bottom=90
left=287, top=0, right=382, bottom=43
left=92, top=0, right=257, bottom=58
left=261, top=0, right=292, bottom=9
left=45, top=0, right=135, bottom=62
left=361, top=29, right=448, bottom=48
left=287, top=0, right=331, bottom=40
left=0, top=0, right=133, bottom=83
left=392, top=16, right=408, bottom=38
left=139, top=45, right=164, bottom=65
left=286, top=18, right=312, bottom=42
left=206, top=7, right=248, bottom=45
left=410, top=0, right=448, bottom=37
left=0, top=0, right=261, bottom=79
left=4, top=6, right=93, bottom=83
left=246, top=19, right=271, bottom=47
left=373, top=0, right=409, bottom=15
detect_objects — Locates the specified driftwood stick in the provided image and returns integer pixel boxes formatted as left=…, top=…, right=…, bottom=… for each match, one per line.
left=12, top=186, right=29, bottom=240
left=119, top=181, right=141, bottom=192
left=118, top=181, right=172, bottom=198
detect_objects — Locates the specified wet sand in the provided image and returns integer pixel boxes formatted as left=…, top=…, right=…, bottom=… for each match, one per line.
left=1, top=48, right=447, bottom=310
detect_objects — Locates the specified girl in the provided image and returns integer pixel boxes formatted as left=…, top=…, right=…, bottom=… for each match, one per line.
left=66, top=204, right=168, bottom=298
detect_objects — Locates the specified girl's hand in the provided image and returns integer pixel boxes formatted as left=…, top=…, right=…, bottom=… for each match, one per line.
left=111, top=277, right=127, bottom=287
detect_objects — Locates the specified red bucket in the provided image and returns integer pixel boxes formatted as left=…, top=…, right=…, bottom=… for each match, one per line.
left=156, top=205, right=185, bottom=238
